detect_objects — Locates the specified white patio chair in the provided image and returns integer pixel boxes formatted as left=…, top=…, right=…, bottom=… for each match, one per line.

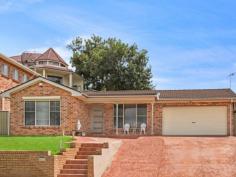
left=140, top=123, right=146, bottom=135
left=124, top=123, right=130, bottom=134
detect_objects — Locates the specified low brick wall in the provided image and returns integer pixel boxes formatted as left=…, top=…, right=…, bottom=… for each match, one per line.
left=0, top=144, right=79, bottom=177
left=0, top=151, right=54, bottom=177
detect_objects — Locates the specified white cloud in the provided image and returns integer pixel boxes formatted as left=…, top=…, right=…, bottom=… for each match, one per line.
left=0, top=0, right=43, bottom=12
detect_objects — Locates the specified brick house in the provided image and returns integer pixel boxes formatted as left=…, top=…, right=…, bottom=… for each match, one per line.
left=0, top=53, right=39, bottom=111
left=1, top=76, right=236, bottom=136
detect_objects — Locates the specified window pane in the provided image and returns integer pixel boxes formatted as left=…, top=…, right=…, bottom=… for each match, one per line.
left=50, top=112, right=60, bottom=125
left=2, top=64, right=8, bottom=76
left=36, top=101, right=49, bottom=125
left=25, top=101, right=35, bottom=111
left=50, top=101, right=60, bottom=112
left=50, top=101, right=60, bottom=126
left=113, top=104, right=124, bottom=128
left=25, top=101, right=35, bottom=125
left=124, top=104, right=136, bottom=128
left=22, top=74, right=28, bottom=82
left=137, top=104, right=147, bottom=116
left=25, top=112, right=35, bottom=125
left=137, top=116, right=147, bottom=127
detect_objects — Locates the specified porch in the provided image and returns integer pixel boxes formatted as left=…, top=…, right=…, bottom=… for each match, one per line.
left=87, top=102, right=156, bottom=136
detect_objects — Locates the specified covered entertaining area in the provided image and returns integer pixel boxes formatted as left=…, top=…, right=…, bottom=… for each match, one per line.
left=83, top=90, right=159, bottom=135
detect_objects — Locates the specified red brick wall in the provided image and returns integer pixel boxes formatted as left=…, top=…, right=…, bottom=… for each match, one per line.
left=153, top=101, right=232, bottom=136
left=8, top=79, right=233, bottom=136
left=0, top=146, right=79, bottom=177
left=0, top=57, right=35, bottom=111
left=0, top=151, right=54, bottom=177
left=10, top=81, right=89, bottom=135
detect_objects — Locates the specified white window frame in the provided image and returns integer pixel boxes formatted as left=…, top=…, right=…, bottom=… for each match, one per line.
left=24, top=99, right=61, bottom=127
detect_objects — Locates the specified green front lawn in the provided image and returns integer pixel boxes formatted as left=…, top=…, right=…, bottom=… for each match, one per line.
left=0, top=136, right=72, bottom=155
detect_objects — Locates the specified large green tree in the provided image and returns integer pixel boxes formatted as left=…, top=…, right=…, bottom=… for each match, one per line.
left=68, top=35, right=153, bottom=91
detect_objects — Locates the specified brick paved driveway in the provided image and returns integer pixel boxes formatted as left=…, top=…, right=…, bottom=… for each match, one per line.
left=102, top=137, right=236, bottom=177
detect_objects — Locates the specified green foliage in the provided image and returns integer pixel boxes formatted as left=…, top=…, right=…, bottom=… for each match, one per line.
left=68, top=35, right=153, bottom=90
left=0, top=136, right=72, bottom=155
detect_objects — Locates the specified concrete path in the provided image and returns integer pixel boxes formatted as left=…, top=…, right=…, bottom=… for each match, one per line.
left=102, top=137, right=236, bottom=177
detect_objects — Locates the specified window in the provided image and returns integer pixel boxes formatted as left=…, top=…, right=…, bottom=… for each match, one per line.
left=25, top=101, right=35, bottom=125
left=47, top=75, right=63, bottom=84
left=24, top=100, right=60, bottom=126
left=137, top=104, right=147, bottom=127
left=124, top=104, right=136, bottom=128
left=1, top=64, right=8, bottom=76
left=13, top=69, right=19, bottom=81
left=48, top=61, right=59, bottom=66
left=114, top=104, right=147, bottom=128
left=50, top=101, right=60, bottom=125
left=113, top=104, right=124, bottom=128
left=38, top=61, right=47, bottom=65
left=22, top=74, right=28, bottom=83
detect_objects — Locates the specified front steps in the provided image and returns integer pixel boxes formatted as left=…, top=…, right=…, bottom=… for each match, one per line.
left=57, top=143, right=108, bottom=177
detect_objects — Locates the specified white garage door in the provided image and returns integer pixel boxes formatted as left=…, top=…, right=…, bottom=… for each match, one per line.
left=162, top=106, right=227, bottom=135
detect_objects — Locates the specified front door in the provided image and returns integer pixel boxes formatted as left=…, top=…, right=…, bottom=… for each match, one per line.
left=91, top=106, right=104, bottom=133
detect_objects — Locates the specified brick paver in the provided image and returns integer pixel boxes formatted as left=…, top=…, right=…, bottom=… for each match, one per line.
left=102, top=137, right=236, bottom=177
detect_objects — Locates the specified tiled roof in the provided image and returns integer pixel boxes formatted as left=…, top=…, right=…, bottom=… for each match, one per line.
left=83, top=89, right=236, bottom=99
left=10, top=48, right=68, bottom=66
left=35, top=48, right=68, bottom=66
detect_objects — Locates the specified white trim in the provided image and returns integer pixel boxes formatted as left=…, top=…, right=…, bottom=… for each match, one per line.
left=116, top=104, right=118, bottom=135
left=1, top=77, right=82, bottom=97
left=151, top=102, right=154, bottom=135
left=24, top=100, right=61, bottom=126
left=23, top=96, right=61, bottom=100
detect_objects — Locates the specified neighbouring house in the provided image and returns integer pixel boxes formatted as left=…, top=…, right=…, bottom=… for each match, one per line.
left=1, top=76, right=236, bottom=136
left=11, top=48, right=84, bottom=91
left=0, top=53, right=39, bottom=111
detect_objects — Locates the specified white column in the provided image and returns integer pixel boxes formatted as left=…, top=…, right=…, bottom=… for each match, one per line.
left=42, top=69, right=46, bottom=77
left=69, top=72, right=73, bottom=87
left=151, top=102, right=154, bottom=135
left=230, top=101, right=233, bottom=136
left=116, top=103, right=119, bottom=135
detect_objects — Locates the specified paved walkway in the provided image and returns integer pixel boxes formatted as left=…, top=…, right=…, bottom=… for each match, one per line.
left=102, top=137, right=236, bottom=177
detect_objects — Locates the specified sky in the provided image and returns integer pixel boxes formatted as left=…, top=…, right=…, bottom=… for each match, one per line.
left=1, top=0, right=236, bottom=90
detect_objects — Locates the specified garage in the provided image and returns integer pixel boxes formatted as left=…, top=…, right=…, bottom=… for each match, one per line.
left=162, top=106, right=227, bottom=136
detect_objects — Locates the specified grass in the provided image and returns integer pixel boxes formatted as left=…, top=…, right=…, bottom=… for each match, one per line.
left=0, top=136, right=72, bottom=155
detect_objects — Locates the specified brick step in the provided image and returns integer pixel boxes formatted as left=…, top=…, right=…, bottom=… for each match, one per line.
left=75, top=155, right=88, bottom=159
left=58, top=174, right=87, bottom=177
left=66, top=159, right=88, bottom=164
left=63, top=164, right=88, bottom=169
left=81, top=143, right=104, bottom=148
left=77, top=150, right=101, bottom=155
left=79, top=147, right=99, bottom=151
left=60, top=169, right=87, bottom=174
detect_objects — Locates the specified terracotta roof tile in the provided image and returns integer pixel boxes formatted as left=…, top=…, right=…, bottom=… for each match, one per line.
left=83, top=89, right=236, bottom=99
left=35, top=48, right=68, bottom=66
